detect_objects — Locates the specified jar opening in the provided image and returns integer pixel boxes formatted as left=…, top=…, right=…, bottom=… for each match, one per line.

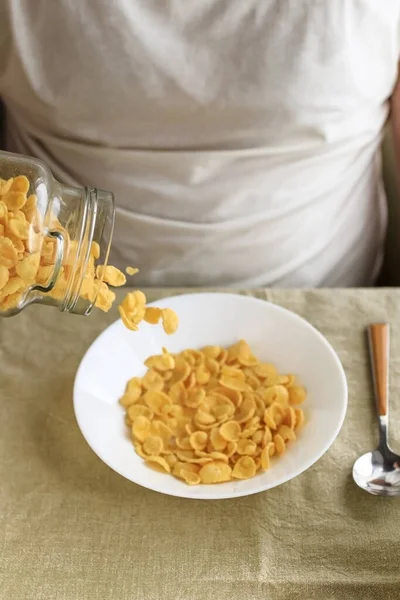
left=62, top=187, right=115, bottom=315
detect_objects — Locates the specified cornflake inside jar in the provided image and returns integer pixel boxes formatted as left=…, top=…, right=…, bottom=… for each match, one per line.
left=0, top=175, right=179, bottom=334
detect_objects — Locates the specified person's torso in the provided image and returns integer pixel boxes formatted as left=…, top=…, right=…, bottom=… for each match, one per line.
left=1, top=0, right=399, bottom=286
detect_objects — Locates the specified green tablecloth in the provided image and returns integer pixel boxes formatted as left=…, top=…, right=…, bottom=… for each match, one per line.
left=1, top=289, right=400, bottom=600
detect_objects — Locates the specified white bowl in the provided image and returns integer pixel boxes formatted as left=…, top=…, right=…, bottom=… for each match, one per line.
left=74, top=293, right=347, bottom=500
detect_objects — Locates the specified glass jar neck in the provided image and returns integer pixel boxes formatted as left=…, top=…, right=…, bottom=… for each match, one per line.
left=32, top=183, right=115, bottom=315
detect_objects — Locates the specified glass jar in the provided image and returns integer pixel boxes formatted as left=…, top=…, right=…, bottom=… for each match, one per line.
left=0, top=149, right=115, bottom=316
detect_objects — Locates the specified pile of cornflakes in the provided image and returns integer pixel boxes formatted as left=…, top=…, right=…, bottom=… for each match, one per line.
left=0, top=175, right=178, bottom=334
left=120, top=340, right=306, bottom=485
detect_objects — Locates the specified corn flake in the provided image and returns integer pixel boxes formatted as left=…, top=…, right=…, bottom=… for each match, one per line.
left=0, top=237, right=18, bottom=268
left=219, top=420, right=241, bottom=442
left=284, top=406, right=297, bottom=430
left=181, top=470, right=201, bottom=485
left=15, top=252, right=40, bottom=283
left=161, top=308, right=179, bottom=335
left=10, top=175, right=30, bottom=195
left=264, top=403, right=285, bottom=430
left=128, top=405, right=154, bottom=421
left=145, top=348, right=175, bottom=371
left=260, top=445, right=273, bottom=471
left=0, top=265, right=9, bottom=291
left=132, top=416, right=151, bottom=442
left=144, top=306, right=162, bottom=325
left=199, top=461, right=232, bottom=484
left=173, top=462, right=199, bottom=479
left=254, top=363, right=278, bottom=381
left=142, top=369, right=164, bottom=392
left=176, top=436, right=192, bottom=450
left=143, top=435, right=164, bottom=456
left=237, top=438, right=257, bottom=456
left=150, top=420, right=173, bottom=444
left=96, top=264, right=126, bottom=287
left=185, top=387, right=205, bottom=409
left=294, top=408, right=305, bottom=429
left=119, top=391, right=141, bottom=408
left=189, top=431, right=208, bottom=450
left=8, top=216, right=29, bottom=240
left=277, top=424, right=296, bottom=442
left=289, top=386, right=307, bottom=405
left=145, top=390, right=172, bottom=415
left=146, top=456, right=171, bottom=473
left=201, top=345, right=221, bottom=359
left=219, top=374, right=251, bottom=393
left=274, top=434, right=286, bottom=455
left=210, top=427, right=228, bottom=451
left=232, top=456, right=257, bottom=480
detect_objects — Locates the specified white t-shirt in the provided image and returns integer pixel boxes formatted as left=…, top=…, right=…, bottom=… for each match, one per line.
left=0, top=0, right=399, bottom=287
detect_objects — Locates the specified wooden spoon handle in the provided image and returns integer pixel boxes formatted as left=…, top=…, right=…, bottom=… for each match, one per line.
left=368, top=323, right=389, bottom=417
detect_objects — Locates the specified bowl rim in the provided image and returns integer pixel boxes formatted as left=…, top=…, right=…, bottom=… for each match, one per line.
left=73, top=292, right=348, bottom=500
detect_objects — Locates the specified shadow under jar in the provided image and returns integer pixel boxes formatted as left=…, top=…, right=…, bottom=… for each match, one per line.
left=0, top=150, right=115, bottom=316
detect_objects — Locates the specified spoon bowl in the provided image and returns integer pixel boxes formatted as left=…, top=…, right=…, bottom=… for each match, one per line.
left=353, top=449, right=400, bottom=497
left=353, top=323, right=400, bottom=497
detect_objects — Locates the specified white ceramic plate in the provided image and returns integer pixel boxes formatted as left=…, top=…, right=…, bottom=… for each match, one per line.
left=74, top=293, right=347, bottom=500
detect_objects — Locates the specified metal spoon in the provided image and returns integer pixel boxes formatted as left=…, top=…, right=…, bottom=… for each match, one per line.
left=353, top=323, right=400, bottom=496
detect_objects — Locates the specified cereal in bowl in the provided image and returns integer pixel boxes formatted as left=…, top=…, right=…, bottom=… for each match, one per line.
left=120, top=340, right=306, bottom=485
